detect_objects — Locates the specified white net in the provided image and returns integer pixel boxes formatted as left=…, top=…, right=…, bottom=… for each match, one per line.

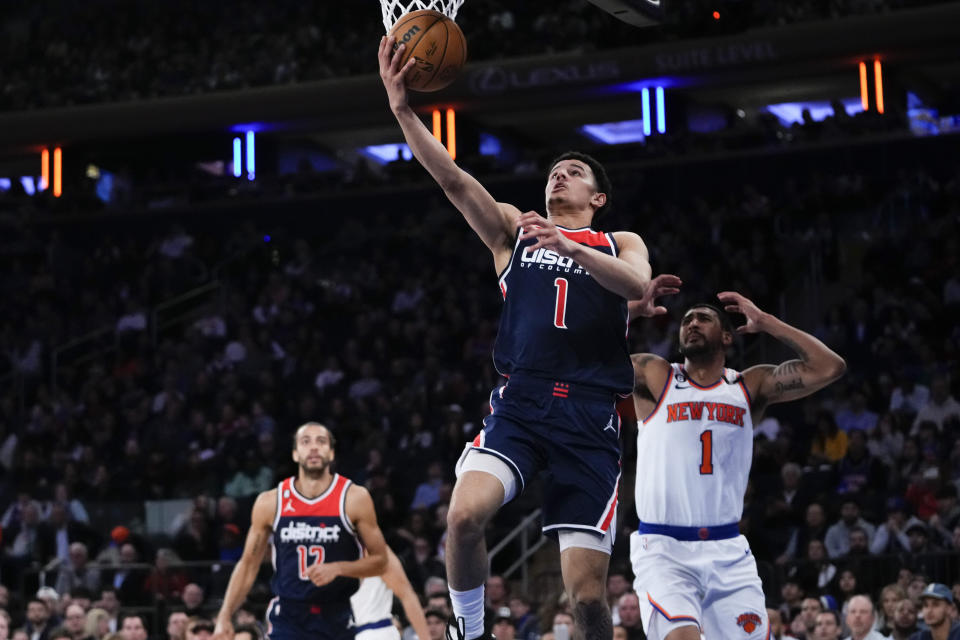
left=380, top=0, right=465, bottom=32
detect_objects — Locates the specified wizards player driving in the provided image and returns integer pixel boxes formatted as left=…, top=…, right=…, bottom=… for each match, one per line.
left=379, top=34, right=660, bottom=640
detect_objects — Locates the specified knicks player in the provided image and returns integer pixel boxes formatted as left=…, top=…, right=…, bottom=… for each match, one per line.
left=213, top=423, right=389, bottom=640
left=350, top=547, right=429, bottom=640
left=379, top=36, right=657, bottom=640
left=628, top=292, right=846, bottom=640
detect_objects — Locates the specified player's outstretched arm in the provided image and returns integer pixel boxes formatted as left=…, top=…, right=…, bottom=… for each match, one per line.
left=380, top=547, right=430, bottom=640
left=522, top=223, right=651, bottom=299
left=378, top=36, right=517, bottom=259
left=306, top=484, right=388, bottom=586
left=721, top=291, right=847, bottom=410
left=213, top=490, right=275, bottom=640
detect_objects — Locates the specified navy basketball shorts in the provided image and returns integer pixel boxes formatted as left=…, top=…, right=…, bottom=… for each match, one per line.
left=460, top=374, right=622, bottom=543
left=266, top=597, right=355, bottom=640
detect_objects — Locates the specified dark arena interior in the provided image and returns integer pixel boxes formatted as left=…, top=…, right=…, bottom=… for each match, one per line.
left=0, top=1, right=959, bottom=640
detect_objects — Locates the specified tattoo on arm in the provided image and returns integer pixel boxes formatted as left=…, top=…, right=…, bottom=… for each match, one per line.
left=775, top=378, right=805, bottom=394
left=773, top=360, right=807, bottom=377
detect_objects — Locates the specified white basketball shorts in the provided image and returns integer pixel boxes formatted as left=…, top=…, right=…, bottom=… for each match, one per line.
left=630, top=531, right=769, bottom=639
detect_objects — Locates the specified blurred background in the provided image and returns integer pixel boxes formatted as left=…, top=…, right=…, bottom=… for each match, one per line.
left=0, top=1, right=958, bottom=640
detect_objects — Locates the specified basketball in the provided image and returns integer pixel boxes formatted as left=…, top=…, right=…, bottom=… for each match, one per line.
left=388, top=9, right=467, bottom=92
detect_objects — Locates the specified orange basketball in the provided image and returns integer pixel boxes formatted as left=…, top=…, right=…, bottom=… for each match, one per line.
left=388, top=9, right=467, bottom=92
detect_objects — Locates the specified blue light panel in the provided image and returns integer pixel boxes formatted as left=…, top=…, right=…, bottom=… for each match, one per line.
left=641, top=88, right=652, bottom=136
left=656, top=86, right=666, bottom=134
left=479, top=133, right=502, bottom=157
left=20, top=176, right=36, bottom=196
left=361, top=143, right=414, bottom=164
left=233, top=138, right=242, bottom=178
left=581, top=119, right=647, bottom=145
left=245, top=131, right=255, bottom=180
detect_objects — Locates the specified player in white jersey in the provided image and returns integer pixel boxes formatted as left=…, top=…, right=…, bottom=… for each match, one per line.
left=629, top=291, right=846, bottom=640
left=351, top=547, right=429, bottom=640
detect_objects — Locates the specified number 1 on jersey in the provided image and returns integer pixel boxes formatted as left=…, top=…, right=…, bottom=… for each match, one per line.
left=553, top=277, right=569, bottom=329
left=699, top=430, right=713, bottom=475
left=297, top=544, right=325, bottom=580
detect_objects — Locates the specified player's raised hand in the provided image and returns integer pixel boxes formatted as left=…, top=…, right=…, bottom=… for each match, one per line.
left=305, top=561, right=342, bottom=588
left=518, top=211, right=575, bottom=255
left=212, top=617, right=234, bottom=640
left=628, top=274, right=682, bottom=319
left=717, top=291, right=768, bottom=334
left=378, top=35, right=417, bottom=112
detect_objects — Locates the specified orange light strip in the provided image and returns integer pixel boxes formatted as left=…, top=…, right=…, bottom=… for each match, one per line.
left=41, top=148, right=50, bottom=191
left=432, top=110, right=442, bottom=142
left=446, top=108, right=456, bottom=160
left=53, top=147, right=62, bottom=197
left=859, top=61, right=869, bottom=111
left=874, top=60, right=884, bottom=114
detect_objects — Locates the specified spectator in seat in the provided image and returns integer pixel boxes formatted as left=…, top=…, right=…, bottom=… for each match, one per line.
left=55, top=544, right=102, bottom=596
left=911, top=377, right=960, bottom=435
left=837, top=391, right=879, bottom=434
left=83, top=609, right=111, bottom=640
left=118, top=616, right=147, bottom=640
left=165, top=613, right=187, bottom=640
left=25, top=598, right=53, bottom=640
left=843, top=595, right=887, bottom=640
left=813, top=610, right=843, bottom=640
left=876, top=585, right=907, bottom=635
left=424, top=610, right=446, bottom=640
left=811, top=412, right=848, bottom=465
left=889, top=598, right=918, bottom=640
left=826, top=499, right=876, bottom=558
left=181, top=584, right=207, bottom=618
left=911, top=583, right=960, bottom=640
left=143, top=549, right=188, bottom=603
left=871, top=499, right=912, bottom=555
left=929, top=486, right=960, bottom=548
left=615, top=593, right=644, bottom=640
left=767, top=608, right=798, bottom=640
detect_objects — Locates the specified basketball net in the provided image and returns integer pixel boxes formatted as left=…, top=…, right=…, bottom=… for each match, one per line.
left=380, top=0, right=465, bottom=32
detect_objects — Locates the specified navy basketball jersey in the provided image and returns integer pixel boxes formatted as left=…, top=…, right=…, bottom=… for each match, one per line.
left=494, top=226, right=633, bottom=394
left=271, top=475, right=363, bottom=603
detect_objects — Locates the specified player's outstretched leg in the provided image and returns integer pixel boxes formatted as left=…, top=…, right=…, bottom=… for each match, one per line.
left=560, top=547, right=611, bottom=640
left=446, top=471, right=505, bottom=640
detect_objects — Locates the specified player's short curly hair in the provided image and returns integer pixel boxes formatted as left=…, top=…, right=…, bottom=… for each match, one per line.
left=548, top=151, right=612, bottom=221
left=684, top=303, right=734, bottom=334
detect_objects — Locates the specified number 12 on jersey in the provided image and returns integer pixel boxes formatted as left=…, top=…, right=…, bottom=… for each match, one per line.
left=554, top=278, right=568, bottom=329
left=297, top=544, right=325, bottom=580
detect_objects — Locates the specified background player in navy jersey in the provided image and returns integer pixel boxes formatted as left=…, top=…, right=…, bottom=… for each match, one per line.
left=212, top=423, right=389, bottom=640
left=379, top=37, right=661, bottom=640
left=628, top=292, right=846, bottom=640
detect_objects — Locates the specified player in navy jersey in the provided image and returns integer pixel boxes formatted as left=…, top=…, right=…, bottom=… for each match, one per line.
left=213, top=423, right=389, bottom=640
left=379, top=37, right=666, bottom=640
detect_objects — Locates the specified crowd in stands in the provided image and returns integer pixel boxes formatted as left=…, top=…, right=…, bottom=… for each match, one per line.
left=0, top=138, right=958, bottom=640
left=0, top=0, right=950, bottom=111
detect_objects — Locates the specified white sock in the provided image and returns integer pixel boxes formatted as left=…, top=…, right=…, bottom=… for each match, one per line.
left=449, top=585, right=485, bottom=639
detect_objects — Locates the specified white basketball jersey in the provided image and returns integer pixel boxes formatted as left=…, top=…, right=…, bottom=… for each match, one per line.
left=635, top=363, right=754, bottom=526
left=351, top=575, right=394, bottom=625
